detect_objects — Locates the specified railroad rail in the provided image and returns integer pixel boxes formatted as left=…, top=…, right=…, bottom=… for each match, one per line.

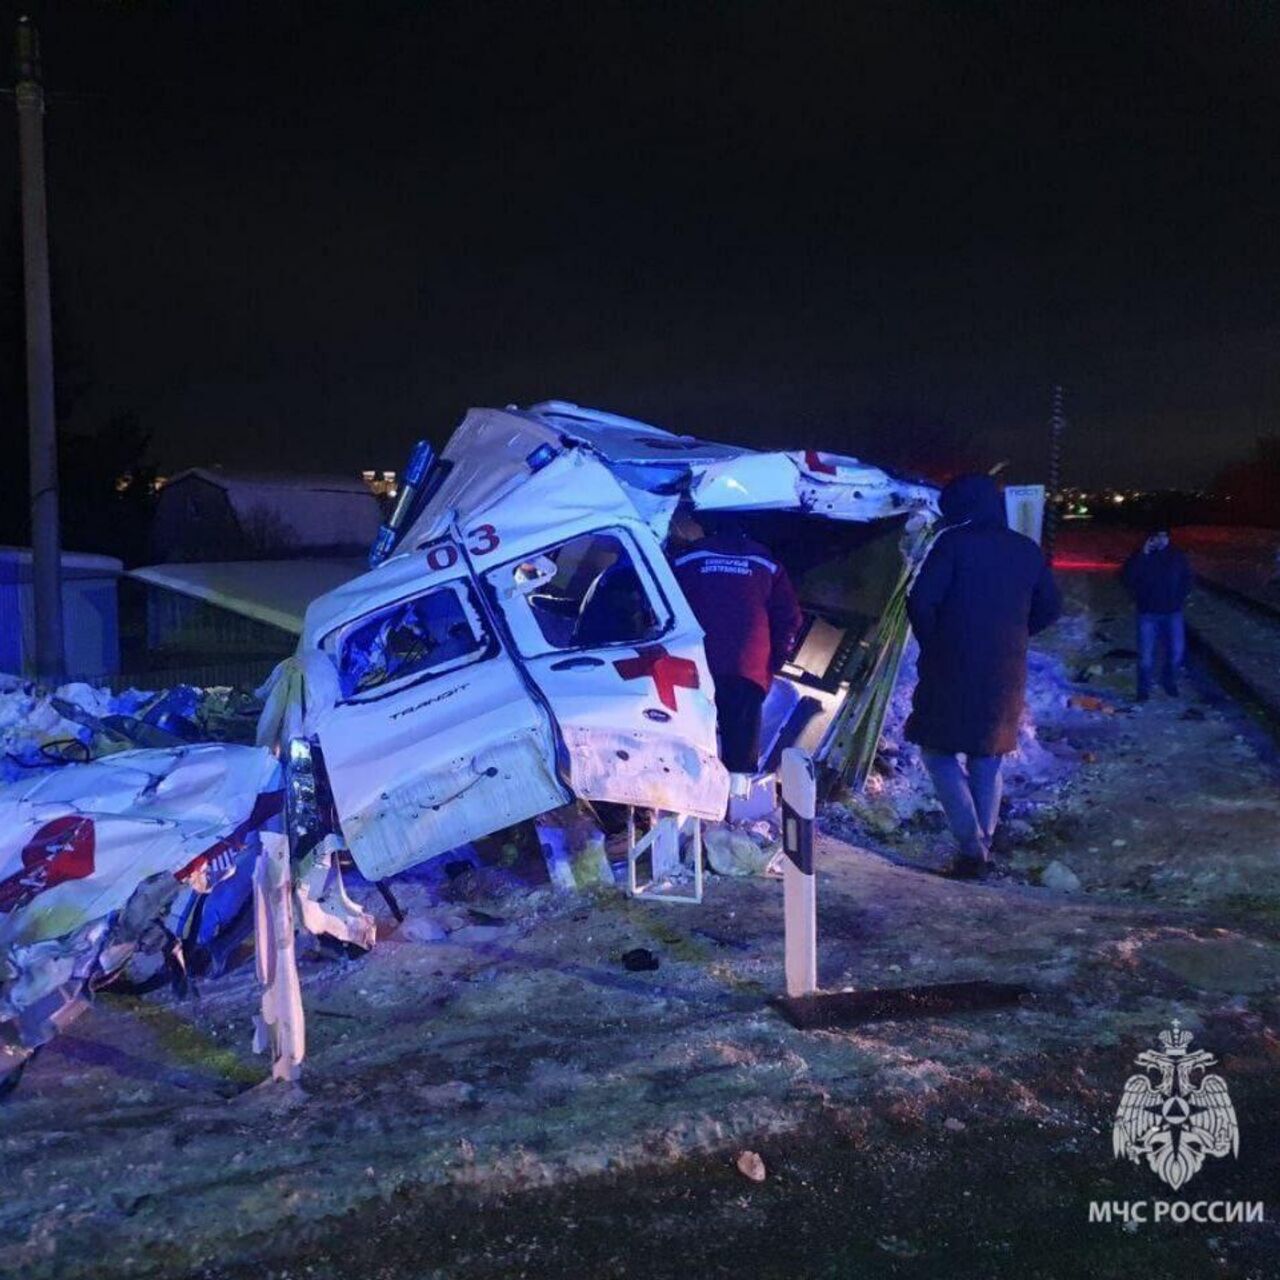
left=1185, top=571, right=1280, bottom=723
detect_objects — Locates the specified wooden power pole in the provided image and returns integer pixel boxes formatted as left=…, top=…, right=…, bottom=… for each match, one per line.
left=15, top=16, right=64, bottom=680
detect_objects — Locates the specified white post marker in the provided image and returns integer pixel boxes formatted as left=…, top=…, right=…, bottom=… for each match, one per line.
left=252, top=830, right=305, bottom=1082
left=779, top=747, right=817, bottom=997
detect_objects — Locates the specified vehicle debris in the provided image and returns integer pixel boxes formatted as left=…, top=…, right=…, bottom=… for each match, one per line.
left=1, top=401, right=940, bottom=1089
left=0, top=743, right=283, bottom=1087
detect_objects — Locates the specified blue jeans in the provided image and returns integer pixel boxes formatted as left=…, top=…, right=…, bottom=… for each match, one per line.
left=1137, top=611, right=1185, bottom=697
left=921, top=751, right=1004, bottom=863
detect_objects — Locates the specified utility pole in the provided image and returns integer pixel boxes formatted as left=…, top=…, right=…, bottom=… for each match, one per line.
left=1044, top=383, right=1066, bottom=561
left=15, top=16, right=64, bottom=680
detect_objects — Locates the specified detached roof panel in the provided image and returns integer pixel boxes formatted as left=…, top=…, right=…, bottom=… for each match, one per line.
left=130, top=559, right=367, bottom=634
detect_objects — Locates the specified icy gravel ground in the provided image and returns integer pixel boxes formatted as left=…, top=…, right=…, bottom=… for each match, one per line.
left=824, top=573, right=1280, bottom=911
left=2, top=574, right=1278, bottom=1279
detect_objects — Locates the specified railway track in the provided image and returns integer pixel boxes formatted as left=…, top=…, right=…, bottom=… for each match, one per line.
left=1185, top=572, right=1280, bottom=723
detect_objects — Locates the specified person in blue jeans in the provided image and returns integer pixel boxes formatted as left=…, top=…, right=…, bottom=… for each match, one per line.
left=1121, top=530, right=1191, bottom=700
left=905, top=475, right=1061, bottom=879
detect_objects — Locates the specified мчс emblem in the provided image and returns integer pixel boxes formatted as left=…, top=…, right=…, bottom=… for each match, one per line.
left=1112, top=1021, right=1239, bottom=1190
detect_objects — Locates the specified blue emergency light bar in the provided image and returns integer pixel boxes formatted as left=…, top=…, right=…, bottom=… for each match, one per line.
left=526, top=442, right=557, bottom=472
left=369, top=439, right=435, bottom=567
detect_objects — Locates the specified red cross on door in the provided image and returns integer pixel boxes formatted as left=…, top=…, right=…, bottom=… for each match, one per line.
left=613, top=644, right=699, bottom=712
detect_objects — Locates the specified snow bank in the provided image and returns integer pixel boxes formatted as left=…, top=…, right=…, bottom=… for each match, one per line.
left=825, top=636, right=1076, bottom=838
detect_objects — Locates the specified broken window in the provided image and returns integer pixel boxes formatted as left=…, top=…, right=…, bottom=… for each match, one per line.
left=492, top=530, right=666, bottom=651
left=334, top=584, right=488, bottom=697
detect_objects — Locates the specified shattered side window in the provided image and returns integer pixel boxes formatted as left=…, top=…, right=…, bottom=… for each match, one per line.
left=492, top=531, right=666, bottom=651
left=336, top=584, right=488, bottom=697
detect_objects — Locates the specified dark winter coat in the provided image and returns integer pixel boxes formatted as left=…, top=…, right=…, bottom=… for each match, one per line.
left=1121, top=545, right=1191, bottom=615
left=672, top=532, right=803, bottom=693
left=905, top=474, right=1061, bottom=757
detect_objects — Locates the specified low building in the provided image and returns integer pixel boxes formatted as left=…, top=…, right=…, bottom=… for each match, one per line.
left=0, top=547, right=123, bottom=678
left=151, top=468, right=382, bottom=563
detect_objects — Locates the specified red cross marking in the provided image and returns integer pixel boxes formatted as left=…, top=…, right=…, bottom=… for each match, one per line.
left=613, top=644, right=699, bottom=712
left=804, top=449, right=837, bottom=475
left=0, top=815, right=96, bottom=915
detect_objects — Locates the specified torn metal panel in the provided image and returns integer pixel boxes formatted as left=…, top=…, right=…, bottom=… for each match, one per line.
left=0, top=743, right=283, bottom=1078
left=691, top=449, right=937, bottom=522
left=292, top=835, right=376, bottom=951
left=253, top=830, right=304, bottom=1082
left=328, top=723, right=568, bottom=883
left=525, top=400, right=746, bottom=467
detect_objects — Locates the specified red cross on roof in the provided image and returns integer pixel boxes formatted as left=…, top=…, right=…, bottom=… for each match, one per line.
left=0, top=815, right=96, bottom=915
left=613, top=644, right=699, bottom=712
left=804, top=449, right=837, bottom=475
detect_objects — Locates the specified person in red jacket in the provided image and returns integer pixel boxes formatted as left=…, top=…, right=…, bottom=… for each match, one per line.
left=670, top=509, right=803, bottom=773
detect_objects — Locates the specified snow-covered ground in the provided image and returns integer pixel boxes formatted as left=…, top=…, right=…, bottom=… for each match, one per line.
left=821, top=630, right=1075, bottom=852
left=1, top=575, right=1278, bottom=1279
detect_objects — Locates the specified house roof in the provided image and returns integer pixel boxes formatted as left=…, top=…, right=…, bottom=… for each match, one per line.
left=160, top=468, right=382, bottom=550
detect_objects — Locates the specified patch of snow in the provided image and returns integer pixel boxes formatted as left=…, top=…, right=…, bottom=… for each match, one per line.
left=825, top=638, right=1076, bottom=843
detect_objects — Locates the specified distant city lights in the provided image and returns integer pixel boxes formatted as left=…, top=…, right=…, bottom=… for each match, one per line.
left=362, top=469, right=398, bottom=499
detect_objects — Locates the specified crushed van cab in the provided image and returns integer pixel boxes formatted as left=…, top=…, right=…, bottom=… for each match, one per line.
left=279, top=402, right=939, bottom=883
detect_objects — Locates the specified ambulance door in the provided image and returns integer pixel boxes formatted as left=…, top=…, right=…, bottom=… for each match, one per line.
left=482, top=523, right=729, bottom=819
left=314, top=545, right=571, bottom=880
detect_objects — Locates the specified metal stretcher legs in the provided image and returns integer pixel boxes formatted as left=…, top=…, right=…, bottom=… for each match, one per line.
left=625, top=809, right=703, bottom=905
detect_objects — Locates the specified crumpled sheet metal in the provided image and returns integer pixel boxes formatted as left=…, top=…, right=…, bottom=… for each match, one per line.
left=393, top=406, right=940, bottom=567
left=0, top=743, right=283, bottom=1078
left=691, top=449, right=938, bottom=522
left=255, top=649, right=341, bottom=751
left=293, top=834, right=377, bottom=951
left=0, top=744, right=283, bottom=948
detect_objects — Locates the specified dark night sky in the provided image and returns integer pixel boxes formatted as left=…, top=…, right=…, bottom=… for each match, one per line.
left=2, top=1, right=1278, bottom=487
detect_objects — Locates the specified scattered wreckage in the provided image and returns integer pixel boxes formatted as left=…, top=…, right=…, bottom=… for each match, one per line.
left=1, top=402, right=937, bottom=1089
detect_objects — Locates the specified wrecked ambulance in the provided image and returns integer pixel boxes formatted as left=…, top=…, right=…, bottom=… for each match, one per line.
left=1, top=400, right=938, bottom=1088
left=275, top=401, right=939, bottom=885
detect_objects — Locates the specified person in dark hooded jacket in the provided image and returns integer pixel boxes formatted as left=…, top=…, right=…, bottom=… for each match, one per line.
left=1121, top=530, right=1191, bottom=700
left=905, top=474, right=1061, bottom=878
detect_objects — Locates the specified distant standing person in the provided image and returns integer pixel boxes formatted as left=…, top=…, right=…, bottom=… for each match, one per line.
left=905, top=474, right=1061, bottom=879
left=1121, top=529, right=1191, bottom=700
left=671, top=510, right=803, bottom=774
